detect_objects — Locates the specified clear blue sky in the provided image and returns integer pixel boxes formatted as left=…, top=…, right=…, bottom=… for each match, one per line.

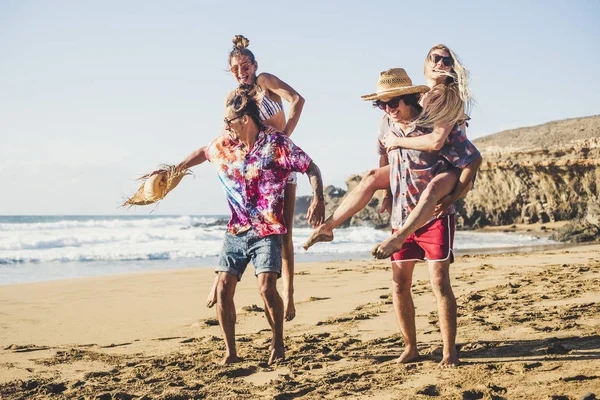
left=1, top=0, right=599, bottom=215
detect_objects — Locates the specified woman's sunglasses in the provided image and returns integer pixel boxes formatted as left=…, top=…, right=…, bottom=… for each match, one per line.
left=373, top=97, right=402, bottom=110
left=230, top=62, right=253, bottom=75
left=430, top=54, right=454, bottom=67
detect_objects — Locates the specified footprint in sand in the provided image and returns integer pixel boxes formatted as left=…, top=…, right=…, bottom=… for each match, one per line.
left=417, top=385, right=439, bottom=396
left=242, top=304, right=264, bottom=312
left=153, top=336, right=184, bottom=341
left=300, top=296, right=330, bottom=303
left=99, top=342, right=131, bottom=348
left=202, top=318, right=219, bottom=326
left=4, top=344, right=50, bottom=353
left=462, top=389, right=484, bottom=400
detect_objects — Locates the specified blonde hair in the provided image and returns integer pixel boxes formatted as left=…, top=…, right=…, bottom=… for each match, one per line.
left=416, top=83, right=465, bottom=129
left=422, top=44, right=473, bottom=125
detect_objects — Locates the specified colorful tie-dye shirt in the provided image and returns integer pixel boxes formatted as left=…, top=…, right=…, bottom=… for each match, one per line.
left=205, top=127, right=312, bottom=237
left=377, top=116, right=480, bottom=230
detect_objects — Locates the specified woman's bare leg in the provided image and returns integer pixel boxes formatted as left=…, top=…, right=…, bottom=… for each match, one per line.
left=206, top=275, right=219, bottom=308
left=303, top=166, right=391, bottom=250
left=282, top=183, right=296, bottom=321
left=373, top=169, right=460, bottom=259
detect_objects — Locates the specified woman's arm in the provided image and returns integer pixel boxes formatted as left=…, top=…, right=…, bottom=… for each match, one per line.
left=386, top=124, right=453, bottom=152
left=304, top=161, right=325, bottom=227
left=258, top=73, right=305, bottom=137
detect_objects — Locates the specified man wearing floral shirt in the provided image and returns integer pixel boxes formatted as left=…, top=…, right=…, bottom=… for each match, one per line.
left=174, top=90, right=325, bottom=365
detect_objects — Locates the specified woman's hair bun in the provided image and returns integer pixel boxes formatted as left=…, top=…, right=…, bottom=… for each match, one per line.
left=232, top=35, right=250, bottom=49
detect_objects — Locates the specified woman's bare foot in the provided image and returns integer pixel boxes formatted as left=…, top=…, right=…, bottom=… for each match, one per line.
left=220, top=354, right=240, bottom=365
left=372, top=234, right=406, bottom=259
left=268, top=346, right=285, bottom=365
left=395, top=347, right=419, bottom=364
left=302, top=224, right=334, bottom=250
left=284, top=294, right=296, bottom=322
left=206, top=276, right=218, bottom=308
left=438, top=353, right=460, bottom=368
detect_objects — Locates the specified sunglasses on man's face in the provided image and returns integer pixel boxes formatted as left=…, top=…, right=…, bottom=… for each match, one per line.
left=230, top=62, right=253, bottom=75
left=224, top=114, right=245, bottom=129
left=430, top=54, right=454, bottom=67
left=374, top=97, right=403, bottom=110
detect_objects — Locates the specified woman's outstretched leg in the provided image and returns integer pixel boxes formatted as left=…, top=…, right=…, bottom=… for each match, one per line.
left=206, top=275, right=219, bottom=308
left=372, top=169, right=459, bottom=259
left=303, top=165, right=391, bottom=250
left=282, top=182, right=296, bottom=321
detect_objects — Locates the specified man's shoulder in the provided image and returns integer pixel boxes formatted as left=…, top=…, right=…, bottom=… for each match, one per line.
left=209, top=132, right=236, bottom=147
left=378, top=115, right=394, bottom=138
left=206, top=133, right=238, bottom=159
left=379, top=114, right=392, bottom=129
left=261, top=126, right=290, bottom=144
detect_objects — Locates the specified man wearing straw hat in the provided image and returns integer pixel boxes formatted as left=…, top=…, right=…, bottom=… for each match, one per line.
left=361, top=68, right=480, bottom=368
left=172, top=89, right=325, bottom=365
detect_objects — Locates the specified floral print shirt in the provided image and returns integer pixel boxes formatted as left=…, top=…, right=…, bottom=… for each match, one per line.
left=377, top=116, right=480, bottom=230
left=205, top=127, right=312, bottom=237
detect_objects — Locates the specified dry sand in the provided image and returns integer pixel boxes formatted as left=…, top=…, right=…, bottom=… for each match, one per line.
left=1, top=244, right=599, bottom=399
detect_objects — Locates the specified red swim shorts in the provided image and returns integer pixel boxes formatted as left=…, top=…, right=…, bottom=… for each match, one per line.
left=391, top=214, right=455, bottom=263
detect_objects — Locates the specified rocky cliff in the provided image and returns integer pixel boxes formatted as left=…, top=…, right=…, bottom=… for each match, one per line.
left=295, top=115, right=600, bottom=241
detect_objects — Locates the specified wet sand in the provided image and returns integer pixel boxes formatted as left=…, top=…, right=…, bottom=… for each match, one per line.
left=1, top=243, right=599, bottom=399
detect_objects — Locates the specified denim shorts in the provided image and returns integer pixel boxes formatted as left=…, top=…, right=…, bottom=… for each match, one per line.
left=217, top=229, right=282, bottom=280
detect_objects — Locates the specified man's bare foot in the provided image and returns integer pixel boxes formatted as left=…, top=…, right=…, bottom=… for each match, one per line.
left=268, top=346, right=285, bottom=365
left=284, top=295, right=296, bottom=322
left=395, top=347, right=419, bottom=364
left=220, top=354, right=240, bottom=365
left=438, top=354, right=459, bottom=368
left=205, top=276, right=218, bottom=308
left=302, top=224, right=334, bottom=250
left=371, top=234, right=406, bottom=259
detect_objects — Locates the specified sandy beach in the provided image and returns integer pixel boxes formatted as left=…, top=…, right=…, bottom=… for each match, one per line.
left=1, top=244, right=599, bottom=399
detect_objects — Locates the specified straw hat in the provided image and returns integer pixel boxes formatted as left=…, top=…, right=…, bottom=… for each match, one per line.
left=122, top=165, right=191, bottom=206
left=361, top=68, right=430, bottom=101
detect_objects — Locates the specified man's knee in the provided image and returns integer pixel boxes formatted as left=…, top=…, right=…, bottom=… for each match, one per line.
left=392, top=274, right=412, bottom=294
left=217, top=275, right=236, bottom=299
left=258, top=275, right=278, bottom=300
left=429, top=272, right=452, bottom=294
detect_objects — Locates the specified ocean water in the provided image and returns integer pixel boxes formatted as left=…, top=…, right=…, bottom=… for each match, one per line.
left=0, top=215, right=558, bottom=285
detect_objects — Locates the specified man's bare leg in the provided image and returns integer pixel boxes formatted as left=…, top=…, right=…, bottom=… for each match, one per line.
left=428, top=259, right=459, bottom=368
left=373, top=170, right=459, bottom=259
left=282, top=183, right=296, bottom=321
left=392, top=260, right=420, bottom=363
left=303, top=166, right=391, bottom=250
left=258, top=272, right=285, bottom=364
left=216, top=272, right=239, bottom=364
left=206, top=275, right=218, bottom=308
